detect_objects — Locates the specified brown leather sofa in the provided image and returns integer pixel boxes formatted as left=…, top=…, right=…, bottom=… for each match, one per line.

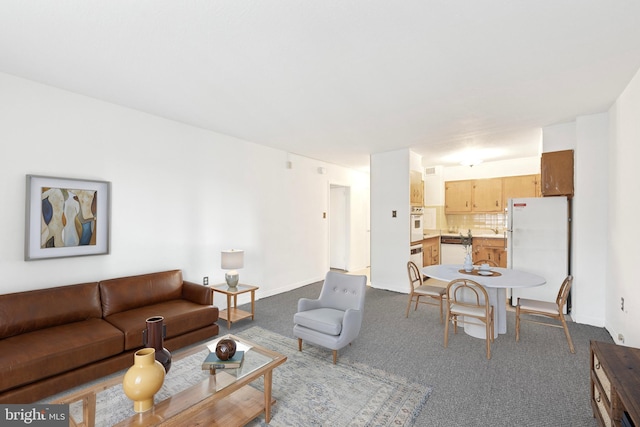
left=0, top=269, right=219, bottom=403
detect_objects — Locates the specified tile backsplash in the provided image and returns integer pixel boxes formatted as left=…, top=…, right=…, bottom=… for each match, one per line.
left=444, top=213, right=507, bottom=234
left=423, top=206, right=507, bottom=235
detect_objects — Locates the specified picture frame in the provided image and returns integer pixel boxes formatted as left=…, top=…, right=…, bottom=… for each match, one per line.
left=25, top=175, right=111, bottom=261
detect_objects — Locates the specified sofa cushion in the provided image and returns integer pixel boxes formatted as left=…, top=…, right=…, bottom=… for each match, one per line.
left=100, top=270, right=183, bottom=317
left=0, top=319, right=123, bottom=392
left=105, top=300, right=218, bottom=350
left=0, top=282, right=102, bottom=340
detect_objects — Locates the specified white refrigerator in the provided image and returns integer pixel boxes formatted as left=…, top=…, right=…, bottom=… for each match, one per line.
left=507, top=196, right=570, bottom=312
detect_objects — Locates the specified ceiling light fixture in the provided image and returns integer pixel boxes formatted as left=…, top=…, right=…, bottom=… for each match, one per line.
left=460, top=158, right=483, bottom=167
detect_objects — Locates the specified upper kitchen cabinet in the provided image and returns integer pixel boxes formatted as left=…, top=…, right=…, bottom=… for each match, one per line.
left=445, top=180, right=472, bottom=213
left=503, top=174, right=541, bottom=207
left=446, top=174, right=542, bottom=214
left=541, top=150, right=574, bottom=197
left=472, top=178, right=503, bottom=212
left=410, top=170, right=424, bottom=206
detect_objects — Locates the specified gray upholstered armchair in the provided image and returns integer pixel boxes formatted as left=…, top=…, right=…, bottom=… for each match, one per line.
left=293, top=271, right=367, bottom=364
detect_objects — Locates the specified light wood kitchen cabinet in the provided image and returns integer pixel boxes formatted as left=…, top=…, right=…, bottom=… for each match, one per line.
left=422, top=236, right=440, bottom=266
left=410, top=170, right=424, bottom=206
left=541, top=149, right=574, bottom=197
left=502, top=174, right=541, bottom=207
left=446, top=174, right=542, bottom=214
left=472, top=178, right=503, bottom=212
left=444, top=180, right=472, bottom=213
left=472, top=237, right=507, bottom=268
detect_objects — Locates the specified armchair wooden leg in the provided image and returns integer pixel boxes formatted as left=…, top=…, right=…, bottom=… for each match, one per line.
left=298, top=338, right=302, bottom=352
left=332, top=350, right=337, bottom=364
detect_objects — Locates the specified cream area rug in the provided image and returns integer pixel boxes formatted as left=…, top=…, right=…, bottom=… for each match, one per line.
left=44, top=326, right=432, bottom=426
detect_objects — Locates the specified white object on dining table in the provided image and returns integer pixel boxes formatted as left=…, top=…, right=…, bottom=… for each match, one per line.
left=422, top=264, right=546, bottom=339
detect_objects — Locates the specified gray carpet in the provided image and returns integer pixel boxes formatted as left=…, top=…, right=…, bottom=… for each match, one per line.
left=44, top=326, right=430, bottom=427
left=229, top=280, right=612, bottom=427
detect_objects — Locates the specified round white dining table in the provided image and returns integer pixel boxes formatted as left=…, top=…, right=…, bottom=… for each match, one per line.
left=422, top=264, right=546, bottom=339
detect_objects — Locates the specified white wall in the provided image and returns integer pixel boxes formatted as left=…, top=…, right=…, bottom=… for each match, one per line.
left=542, top=122, right=577, bottom=152
left=538, top=118, right=611, bottom=329
left=607, top=66, right=640, bottom=348
left=0, top=73, right=370, bottom=309
left=573, top=113, right=608, bottom=327
left=442, top=157, right=541, bottom=181
left=370, top=149, right=410, bottom=292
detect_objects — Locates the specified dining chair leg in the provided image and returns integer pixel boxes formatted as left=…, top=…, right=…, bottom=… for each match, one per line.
left=485, top=317, right=491, bottom=359
left=438, top=299, right=444, bottom=324
left=405, top=295, right=413, bottom=318
left=444, top=312, right=450, bottom=349
left=490, top=308, right=495, bottom=343
left=515, top=305, right=521, bottom=342
left=560, top=316, right=576, bottom=354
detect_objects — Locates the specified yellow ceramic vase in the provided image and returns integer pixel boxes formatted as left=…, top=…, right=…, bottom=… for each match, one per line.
left=122, top=348, right=165, bottom=412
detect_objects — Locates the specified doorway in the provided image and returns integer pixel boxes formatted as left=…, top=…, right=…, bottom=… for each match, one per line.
left=330, top=184, right=350, bottom=271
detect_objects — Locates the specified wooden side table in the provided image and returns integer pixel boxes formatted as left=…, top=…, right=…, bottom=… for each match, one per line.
left=210, top=283, right=259, bottom=329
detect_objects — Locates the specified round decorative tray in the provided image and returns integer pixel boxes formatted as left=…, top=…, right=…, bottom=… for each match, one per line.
left=458, top=269, right=502, bottom=277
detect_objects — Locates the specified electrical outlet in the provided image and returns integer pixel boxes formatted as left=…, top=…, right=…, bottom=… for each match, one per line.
left=203, top=276, right=209, bottom=286
left=621, top=297, right=625, bottom=311
left=618, top=333, right=625, bottom=343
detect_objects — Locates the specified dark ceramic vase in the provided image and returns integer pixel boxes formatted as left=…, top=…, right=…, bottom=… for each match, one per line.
left=215, top=338, right=237, bottom=361
left=143, top=316, right=172, bottom=373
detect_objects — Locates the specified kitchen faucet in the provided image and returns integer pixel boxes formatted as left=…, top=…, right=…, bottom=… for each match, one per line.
left=490, top=228, right=500, bottom=234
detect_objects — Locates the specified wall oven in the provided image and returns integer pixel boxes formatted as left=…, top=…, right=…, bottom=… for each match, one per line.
left=410, top=206, right=424, bottom=243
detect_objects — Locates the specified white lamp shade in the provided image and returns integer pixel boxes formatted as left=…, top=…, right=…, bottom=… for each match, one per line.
left=221, top=249, right=244, bottom=270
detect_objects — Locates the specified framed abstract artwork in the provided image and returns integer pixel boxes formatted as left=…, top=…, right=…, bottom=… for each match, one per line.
left=25, top=175, right=111, bottom=260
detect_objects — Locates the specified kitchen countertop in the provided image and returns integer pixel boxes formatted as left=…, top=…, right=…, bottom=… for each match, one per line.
left=430, top=232, right=506, bottom=239
left=422, top=233, right=441, bottom=239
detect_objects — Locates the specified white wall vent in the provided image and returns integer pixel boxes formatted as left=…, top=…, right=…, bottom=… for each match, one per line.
left=424, top=167, right=437, bottom=175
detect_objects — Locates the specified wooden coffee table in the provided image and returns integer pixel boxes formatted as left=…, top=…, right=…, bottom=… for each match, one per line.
left=51, top=334, right=286, bottom=427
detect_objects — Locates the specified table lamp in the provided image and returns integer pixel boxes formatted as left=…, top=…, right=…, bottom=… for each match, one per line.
left=221, top=249, right=244, bottom=289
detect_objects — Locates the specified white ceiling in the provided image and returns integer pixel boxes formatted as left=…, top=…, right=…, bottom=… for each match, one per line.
left=2, top=1, right=640, bottom=170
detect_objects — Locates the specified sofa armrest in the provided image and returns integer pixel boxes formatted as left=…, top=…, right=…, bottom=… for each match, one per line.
left=182, top=281, right=213, bottom=305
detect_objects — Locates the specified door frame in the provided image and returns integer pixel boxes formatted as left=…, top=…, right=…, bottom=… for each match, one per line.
left=329, top=183, right=350, bottom=271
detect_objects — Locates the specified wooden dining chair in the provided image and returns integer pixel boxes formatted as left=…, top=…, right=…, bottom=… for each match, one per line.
left=406, top=261, right=446, bottom=322
left=444, top=278, right=495, bottom=359
left=473, top=259, right=497, bottom=267
left=515, top=275, right=575, bottom=353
